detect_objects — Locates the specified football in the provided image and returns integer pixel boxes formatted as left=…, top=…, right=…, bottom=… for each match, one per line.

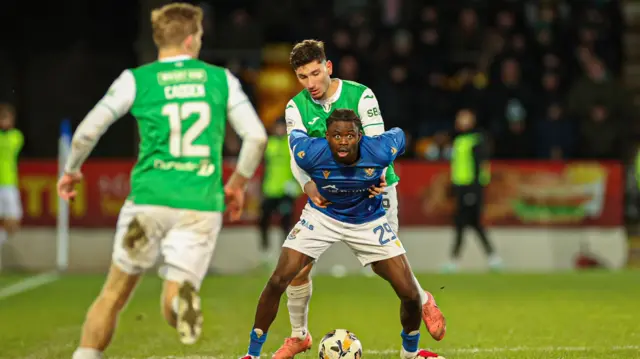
left=318, top=329, right=363, bottom=359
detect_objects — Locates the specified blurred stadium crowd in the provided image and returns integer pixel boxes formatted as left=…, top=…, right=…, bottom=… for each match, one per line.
left=0, top=0, right=634, bottom=162
left=204, top=0, right=631, bottom=161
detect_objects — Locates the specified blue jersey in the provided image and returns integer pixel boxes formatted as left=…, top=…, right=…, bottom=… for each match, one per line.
left=289, top=128, right=405, bottom=224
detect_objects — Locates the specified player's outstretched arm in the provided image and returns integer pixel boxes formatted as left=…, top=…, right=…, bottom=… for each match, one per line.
left=372, top=127, right=406, bottom=166
left=285, top=104, right=330, bottom=207
left=225, top=69, right=268, bottom=183
left=284, top=100, right=313, bottom=190
left=225, top=70, right=268, bottom=220
left=288, top=129, right=325, bottom=173
left=59, top=70, right=135, bottom=201
left=65, top=70, right=134, bottom=174
left=64, top=71, right=135, bottom=174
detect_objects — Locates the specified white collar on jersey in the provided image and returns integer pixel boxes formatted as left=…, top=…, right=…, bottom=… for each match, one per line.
left=312, top=79, right=343, bottom=112
left=159, top=55, right=193, bottom=63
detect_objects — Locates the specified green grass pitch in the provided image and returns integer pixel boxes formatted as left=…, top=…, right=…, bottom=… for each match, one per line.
left=0, top=271, right=639, bottom=359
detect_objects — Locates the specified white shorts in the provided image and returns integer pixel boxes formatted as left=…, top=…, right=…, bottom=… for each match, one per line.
left=112, top=201, right=222, bottom=290
left=382, top=185, right=399, bottom=233
left=283, top=203, right=406, bottom=266
left=0, top=186, right=22, bottom=220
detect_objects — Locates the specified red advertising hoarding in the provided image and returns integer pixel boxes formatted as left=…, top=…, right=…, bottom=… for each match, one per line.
left=16, top=160, right=623, bottom=228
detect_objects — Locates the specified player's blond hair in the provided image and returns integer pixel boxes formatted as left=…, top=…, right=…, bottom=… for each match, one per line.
left=151, top=3, right=203, bottom=48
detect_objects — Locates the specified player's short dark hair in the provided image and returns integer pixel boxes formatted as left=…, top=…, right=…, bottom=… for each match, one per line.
left=290, top=39, right=327, bottom=70
left=326, top=109, right=362, bottom=131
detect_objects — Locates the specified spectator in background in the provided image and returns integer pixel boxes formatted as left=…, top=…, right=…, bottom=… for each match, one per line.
left=540, top=51, right=566, bottom=85
left=535, top=102, right=574, bottom=159
left=567, top=56, right=632, bottom=127
left=413, top=4, right=445, bottom=70
left=485, top=58, right=535, bottom=141
left=579, top=104, right=622, bottom=159
left=539, top=71, right=563, bottom=108
left=496, top=113, right=534, bottom=159
left=449, top=7, right=486, bottom=68
left=213, top=8, right=263, bottom=70
left=413, top=66, right=453, bottom=160
left=490, top=9, right=538, bottom=83
left=375, top=30, right=416, bottom=133
left=509, top=33, right=537, bottom=81
left=327, top=27, right=353, bottom=64
left=337, top=55, right=360, bottom=82
left=494, top=8, right=518, bottom=37
left=413, top=4, right=440, bottom=30
left=575, top=5, right=622, bottom=74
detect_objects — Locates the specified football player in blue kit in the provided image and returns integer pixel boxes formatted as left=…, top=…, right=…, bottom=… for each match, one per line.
left=240, top=109, right=445, bottom=359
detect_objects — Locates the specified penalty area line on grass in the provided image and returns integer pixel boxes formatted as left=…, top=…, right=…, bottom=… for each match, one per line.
left=0, top=271, right=60, bottom=300
left=120, top=345, right=640, bottom=359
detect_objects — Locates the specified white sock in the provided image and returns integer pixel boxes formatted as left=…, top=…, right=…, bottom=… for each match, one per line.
left=171, top=295, right=179, bottom=314
left=412, top=275, right=429, bottom=305
left=286, top=281, right=312, bottom=339
left=401, top=346, right=417, bottom=359
left=72, top=347, right=103, bottom=359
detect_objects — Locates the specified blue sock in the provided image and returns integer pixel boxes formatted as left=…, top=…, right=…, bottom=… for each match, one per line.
left=401, top=330, right=420, bottom=353
left=248, top=328, right=268, bottom=357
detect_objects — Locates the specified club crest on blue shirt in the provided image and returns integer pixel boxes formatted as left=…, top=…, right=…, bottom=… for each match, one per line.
left=323, top=170, right=331, bottom=179
left=297, top=150, right=305, bottom=159
left=391, top=147, right=398, bottom=155
left=363, top=168, right=376, bottom=177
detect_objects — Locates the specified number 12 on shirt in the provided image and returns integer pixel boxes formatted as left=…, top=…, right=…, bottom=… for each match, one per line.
left=162, top=101, right=211, bottom=157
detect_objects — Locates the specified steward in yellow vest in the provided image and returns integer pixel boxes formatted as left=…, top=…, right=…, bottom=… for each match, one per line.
left=442, top=109, right=502, bottom=272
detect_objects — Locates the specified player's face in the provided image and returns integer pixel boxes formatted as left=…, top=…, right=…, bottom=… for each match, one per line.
left=0, top=113, right=14, bottom=130
left=326, top=120, right=361, bottom=164
left=455, top=110, right=475, bottom=132
left=273, top=121, right=286, bottom=136
left=295, top=60, right=333, bottom=100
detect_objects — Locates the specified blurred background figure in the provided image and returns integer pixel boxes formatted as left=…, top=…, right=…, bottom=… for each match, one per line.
left=258, top=118, right=300, bottom=267
left=0, top=103, right=23, bottom=270
left=444, top=109, right=501, bottom=272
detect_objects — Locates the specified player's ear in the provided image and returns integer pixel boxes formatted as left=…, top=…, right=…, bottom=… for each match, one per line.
left=326, top=60, right=333, bottom=76
left=184, top=34, right=194, bottom=50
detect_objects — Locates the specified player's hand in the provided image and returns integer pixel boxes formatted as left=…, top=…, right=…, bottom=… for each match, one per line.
left=304, top=181, right=331, bottom=208
left=57, top=172, right=83, bottom=201
left=224, top=172, right=248, bottom=222
left=368, top=175, right=387, bottom=198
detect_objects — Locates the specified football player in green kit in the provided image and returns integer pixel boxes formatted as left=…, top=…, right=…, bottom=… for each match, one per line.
left=57, top=3, right=267, bottom=358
